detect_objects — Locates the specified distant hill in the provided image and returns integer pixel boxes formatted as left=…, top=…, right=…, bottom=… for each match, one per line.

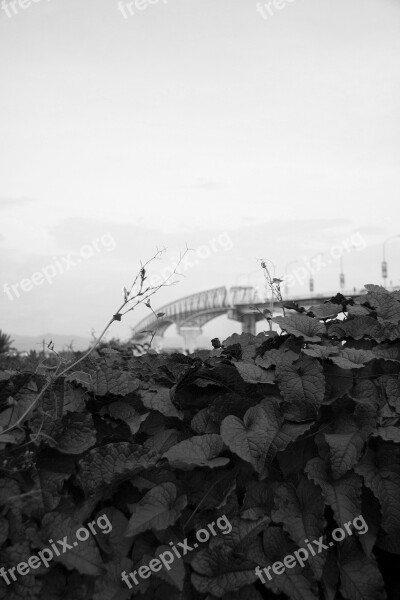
left=10, top=333, right=213, bottom=353
left=10, top=333, right=93, bottom=352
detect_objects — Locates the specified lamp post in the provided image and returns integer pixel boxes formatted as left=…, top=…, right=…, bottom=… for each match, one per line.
left=308, top=253, right=324, bottom=295
left=284, top=260, right=303, bottom=297
left=382, top=235, right=400, bottom=289
left=339, top=256, right=345, bottom=290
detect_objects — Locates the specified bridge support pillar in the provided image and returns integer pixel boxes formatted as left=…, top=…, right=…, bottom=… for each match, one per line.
left=177, top=326, right=203, bottom=354
left=241, top=313, right=257, bottom=335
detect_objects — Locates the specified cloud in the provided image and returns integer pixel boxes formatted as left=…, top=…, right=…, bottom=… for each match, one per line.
left=180, top=179, right=226, bottom=191
left=0, top=197, right=35, bottom=210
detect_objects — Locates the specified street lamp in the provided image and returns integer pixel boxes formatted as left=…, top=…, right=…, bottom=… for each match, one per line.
left=284, top=260, right=303, bottom=297
left=382, top=235, right=400, bottom=289
left=308, top=253, right=324, bottom=295
left=339, top=255, right=345, bottom=290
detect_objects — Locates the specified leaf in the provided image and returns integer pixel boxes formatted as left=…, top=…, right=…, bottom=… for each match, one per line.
left=372, top=343, right=400, bottom=362
left=273, top=314, right=326, bottom=342
left=329, top=316, right=382, bottom=341
left=221, top=399, right=313, bottom=472
left=247, top=526, right=319, bottom=600
left=39, top=471, right=70, bottom=511
left=62, top=381, right=86, bottom=413
left=100, top=401, right=149, bottom=435
left=324, top=364, right=353, bottom=403
left=374, top=426, right=400, bottom=442
left=379, top=375, right=400, bottom=413
left=363, top=285, right=400, bottom=324
left=93, top=507, right=133, bottom=559
left=191, top=517, right=268, bottom=597
left=355, top=445, right=400, bottom=534
left=330, top=348, right=376, bottom=370
left=233, top=363, right=275, bottom=384
left=271, top=478, right=326, bottom=579
left=78, top=442, right=159, bottom=497
left=302, top=346, right=339, bottom=360
left=163, top=434, right=229, bottom=470
left=338, top=537, right=386, bottom=600
left=255, top=348, right=298, bottom=368
left=67, top=362, right=141, bottom=396
left=222, top=332, right=264, bottom=361
left=93, top=557, right=133, bottom=600
left=191, top=408, right=220, bottom=434
left=276, top=355, right=325, bottom=414
left=140, top=385, right=183, bottom=419
left=42, top=512, right=104, bottom=575
left=349, top=379, right=380, bottom=408
left=305, top=457, right=362, bottom=525
left=57, top=412, right=96, bottom=455
left=324, top=406, right=375, bottom=478
left=309, top=303, right=343, bottom=319
left=154, top=543, right=186, bottom=591
left=126, top=482, right=187, bottom=536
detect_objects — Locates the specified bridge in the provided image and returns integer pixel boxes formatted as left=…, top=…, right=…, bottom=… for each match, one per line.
left=131, top=286, right=362, bottom=352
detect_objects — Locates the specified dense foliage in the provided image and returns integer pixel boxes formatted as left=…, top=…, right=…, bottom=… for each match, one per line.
left=0, top=284, right=400, bottom=600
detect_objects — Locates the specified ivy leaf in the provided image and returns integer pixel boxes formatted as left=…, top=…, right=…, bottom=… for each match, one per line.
left=363, top=284, right=400, bottom=324
left=324, top=364, right=353, bottom=403
left=324, top=406, right=375, bottom=478
left=373, top=426, right=400, bottom=443
left=305, top=457, right=362, bottom=525
left=42, top=512, right=104, bottom=575
left=78, top=442, right=159, bottom=497
left=247, top=526, right=319, bottom=600
left=56, top=412, right=96, bottom=455
left=276, top=355, right=325, bottom=415
left=255, top=348, right=298, bottom=369
left=349, top=379, right=380, bottom=408
left=100, top=401, right=149, bottom=435
left=191, top=408, right=220, bottom=434
left=330, top=348, right=376, bottom=370
left=302, top=346, right=339, bottom=360
left=372, top=343, right=400, bottom=362
left=93, top=507, right=133, bottom=559
left=93, top=557, right=133, bottom=600
left=39, top=471, right=70, bottom=511
left=379, top=375, right=400, bottom=413
left=221, top=399, right=313, bottom=472
left=355, top=445, right=400, bottom=534
left=329, top=316, right=383, bottom=341
left=126, top=482, right=187, bottom=536
left=163, top=434, right=229, bottom=470
left=273, top=314, right=326, bottom=342
left=338, top=537, right=386, bottom=600
left=154, top=543, right=186, bottom=591
left=233, top=363, right=275, bottom=384
left=67, top=363, right=140, bottom=396
left=191, top=517, right=268, bottom=597
left=309, top=303, right=343, bottom=319
left=140, top=385, right=183, bottom=420
left=271, top=478, right=326, bottom=579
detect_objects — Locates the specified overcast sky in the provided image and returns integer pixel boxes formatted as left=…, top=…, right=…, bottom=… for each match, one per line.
left=1, top=0, right=400, bottom=346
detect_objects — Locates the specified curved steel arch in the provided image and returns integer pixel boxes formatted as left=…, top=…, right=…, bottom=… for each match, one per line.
left=131, top=286, right=229, bottom=336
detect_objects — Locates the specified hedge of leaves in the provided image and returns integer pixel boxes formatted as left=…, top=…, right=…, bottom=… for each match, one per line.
left=0, top=283, right=400, bottom=600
